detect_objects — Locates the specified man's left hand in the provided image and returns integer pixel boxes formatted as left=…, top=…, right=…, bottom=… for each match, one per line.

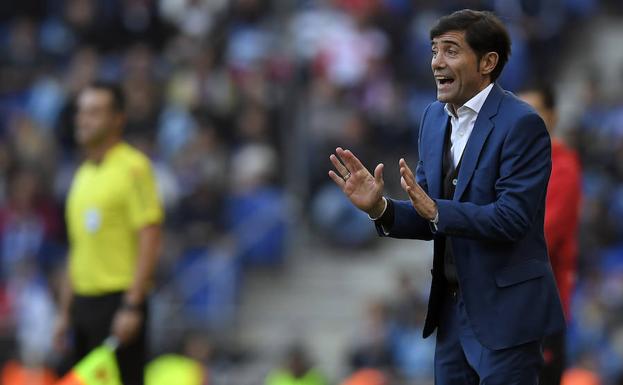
left=111, top=307, right=143, bottom=345
left=399, top=158, right=438, bottom=221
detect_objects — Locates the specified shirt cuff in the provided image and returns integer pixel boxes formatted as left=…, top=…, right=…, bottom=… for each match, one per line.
left=372, top=198, right=394, bottom=236
left=368, top=197, right=388, bottom=221
left=429, top=207, right=439, bottom=233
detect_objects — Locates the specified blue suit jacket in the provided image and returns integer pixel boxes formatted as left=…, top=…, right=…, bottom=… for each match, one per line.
left=380, top=84, right=565, bottom=350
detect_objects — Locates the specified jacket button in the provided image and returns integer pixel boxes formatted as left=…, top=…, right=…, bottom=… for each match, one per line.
left=452, top=179, right=458, bottom=186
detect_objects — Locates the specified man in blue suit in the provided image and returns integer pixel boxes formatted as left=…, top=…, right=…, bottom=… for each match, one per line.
left=328, top=9, right=565, bottom=385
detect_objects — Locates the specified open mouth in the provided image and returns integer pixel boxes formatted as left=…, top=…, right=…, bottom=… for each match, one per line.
left=437, top=77, right=454, bottom=86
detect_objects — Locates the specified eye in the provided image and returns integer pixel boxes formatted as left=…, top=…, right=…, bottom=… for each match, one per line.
left=447, top=49, right=457, bottom=56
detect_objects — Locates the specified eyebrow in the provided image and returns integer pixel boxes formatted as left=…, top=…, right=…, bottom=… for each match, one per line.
left=431, top=40, right=461, bottom=48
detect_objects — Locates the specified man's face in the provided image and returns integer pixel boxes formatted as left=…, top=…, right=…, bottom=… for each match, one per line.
left=518, top=91, right=556, bottom=133
left=431, top=31, right=488, bottom=107
left=75, top=88, right=121, bottom=148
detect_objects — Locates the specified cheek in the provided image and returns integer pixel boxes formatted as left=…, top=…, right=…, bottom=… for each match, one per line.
left=78, top=116, right=93, bottom=129
left=87, top=116, right=105, bottom=130
left=455, top=68, right=477, bottom=89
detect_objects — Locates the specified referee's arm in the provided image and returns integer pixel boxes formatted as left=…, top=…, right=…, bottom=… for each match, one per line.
left=113, top=158, right=164, bottom=344
left=112, top=223, right=162, bottom=344
left=125, top=224, right=162, bottom=307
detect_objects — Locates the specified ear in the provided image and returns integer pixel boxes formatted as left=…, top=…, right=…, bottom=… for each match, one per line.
left=479, top=52, right=499, bottom=77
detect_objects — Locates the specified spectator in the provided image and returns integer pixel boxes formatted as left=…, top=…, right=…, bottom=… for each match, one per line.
left=265, top=344, right=328, bottom=385
left=0, top=166, right=62, bottom=279
left=347, top=300, right=394, bottom=371
left=519, top=85, right=582, bottom=385
left=225, top=143, right=288, bottom=267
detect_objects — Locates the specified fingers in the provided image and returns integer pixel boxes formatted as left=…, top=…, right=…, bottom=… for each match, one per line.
left=337, top=147, right=365, bottom=173
left=329, top=147, right=370, bottom=188
left=406, top=184, right=420, bottom=202
left=329, top=148, right=351, bottom=189
left=401, top=176, right=419, bottom=202
left=330, top=154, right=350, bottom=179
left=112, top=311, right=142, bottom=345
left=399, top=175, right=417, bottom=203
left=399, top=158, right=425, bottom=206
left=328, top=170, right=346, bottom=189
left=403, top=183, right=423, bottom=214
left=329, top=149, right=350, bottom=189
left=399, top=158, right=416, bottom=187
left=373, top=163, right=384, bottom=185
left=405, top=185, right=415, bottom=202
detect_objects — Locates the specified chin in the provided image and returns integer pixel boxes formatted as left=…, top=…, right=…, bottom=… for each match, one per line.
left=436, top=93, right=451, bottom=103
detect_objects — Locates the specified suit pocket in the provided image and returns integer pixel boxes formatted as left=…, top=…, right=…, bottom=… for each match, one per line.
left=495, top=259, right=548, bottom=288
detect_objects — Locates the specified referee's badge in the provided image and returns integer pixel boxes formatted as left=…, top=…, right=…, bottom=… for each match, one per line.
left=84, top=208, right=101, bottom=233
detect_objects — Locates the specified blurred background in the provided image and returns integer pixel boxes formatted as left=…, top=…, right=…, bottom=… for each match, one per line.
left=1, top=0, right=623, bottom=384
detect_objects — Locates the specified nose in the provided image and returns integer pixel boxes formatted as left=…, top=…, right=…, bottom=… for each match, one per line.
left=431, top=53, right=445, bottom=71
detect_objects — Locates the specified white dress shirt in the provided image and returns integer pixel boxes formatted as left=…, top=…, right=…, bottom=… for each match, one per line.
left=444, top=83, right=494, bottom=167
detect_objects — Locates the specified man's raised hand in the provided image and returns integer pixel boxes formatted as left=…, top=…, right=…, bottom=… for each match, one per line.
left=328, top=147, right=386, bottom=218
left=399, top=158, right=437, bottom=221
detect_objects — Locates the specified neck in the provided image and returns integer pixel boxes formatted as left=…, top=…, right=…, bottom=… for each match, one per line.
left=86, top=135, right=121, bottom=163
left=450, top=80, right=493, bottom=111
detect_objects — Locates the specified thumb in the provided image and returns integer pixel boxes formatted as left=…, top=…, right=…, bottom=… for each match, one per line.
left=374, top=163, right=384, bottom=184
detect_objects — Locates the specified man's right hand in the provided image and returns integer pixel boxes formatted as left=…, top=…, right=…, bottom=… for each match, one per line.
left=328, top=147, right=386, bottom=218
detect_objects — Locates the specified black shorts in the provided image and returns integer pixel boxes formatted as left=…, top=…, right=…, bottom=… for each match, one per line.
left=70, top=292, right=148, bottom=385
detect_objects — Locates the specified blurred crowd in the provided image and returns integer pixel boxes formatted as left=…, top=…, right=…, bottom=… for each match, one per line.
left=1, top=0, right=623, bottom=384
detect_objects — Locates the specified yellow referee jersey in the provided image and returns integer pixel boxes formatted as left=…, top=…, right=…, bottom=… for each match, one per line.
left=66, top=142, right=163, bottom=295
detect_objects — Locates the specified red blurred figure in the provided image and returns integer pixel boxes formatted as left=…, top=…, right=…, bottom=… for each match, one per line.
left=341, top=368, right=387, bottom=385
left=519, top=86, right=582, bottom=385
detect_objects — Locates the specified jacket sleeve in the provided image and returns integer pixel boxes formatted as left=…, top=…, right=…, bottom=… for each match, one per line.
left=434, top=113, right=551, bottom=242
left=375, top=105, right=433, bottom=240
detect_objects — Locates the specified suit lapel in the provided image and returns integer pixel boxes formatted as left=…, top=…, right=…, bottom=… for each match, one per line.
left=453, top=83, right=503, bottom=200
left=426, top=111, right=449, bottom=199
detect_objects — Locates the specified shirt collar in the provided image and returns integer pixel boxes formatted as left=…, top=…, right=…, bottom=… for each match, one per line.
left=444, top=83, right=495, bottom=118
left=85, top=141, right=125, bottom=167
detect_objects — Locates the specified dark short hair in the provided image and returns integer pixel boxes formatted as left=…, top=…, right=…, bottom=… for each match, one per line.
left=520, top=84, right=556, bottom=110
left=85, top=81, right=126, bottom=112
left=430, top=9, right=511, bottom=82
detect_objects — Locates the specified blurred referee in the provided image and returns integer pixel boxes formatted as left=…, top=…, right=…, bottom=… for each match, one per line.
left=53, top=81, right=164, bottom=385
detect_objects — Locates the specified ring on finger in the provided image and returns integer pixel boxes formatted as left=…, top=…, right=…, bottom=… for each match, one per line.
left=343, top=172, right=351, bottom=181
